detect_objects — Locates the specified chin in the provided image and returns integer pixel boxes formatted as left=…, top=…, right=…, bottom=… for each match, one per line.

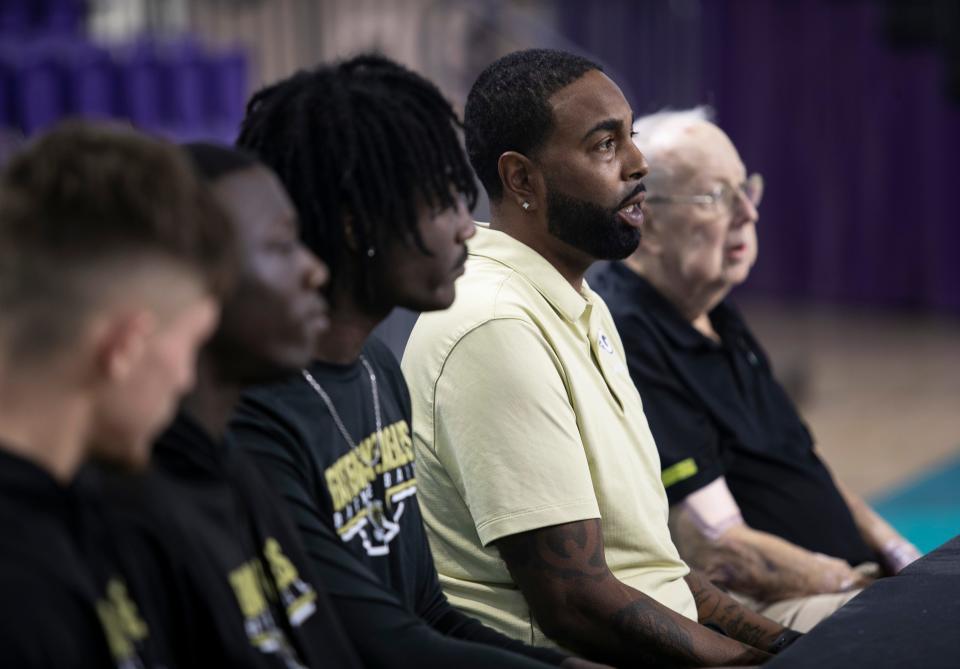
left=127, top=450, right=153, bottom=472
left=404, top=297, right=454, bottom=313
left=724, top=266, right=752, bottom=287
left=401, top=286, right=457, bottom=313
left=105, top=442, right=153, bottom=472
left=235, top=351, right=309, bottom=386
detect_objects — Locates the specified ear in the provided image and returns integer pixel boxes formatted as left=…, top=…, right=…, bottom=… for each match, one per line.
left=95, top=309, right=157, bottom=382
left=497, top=151, right=544, bottom=213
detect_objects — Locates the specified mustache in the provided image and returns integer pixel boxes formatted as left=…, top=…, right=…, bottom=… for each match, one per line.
left=616, top=183, right=647, bottom=210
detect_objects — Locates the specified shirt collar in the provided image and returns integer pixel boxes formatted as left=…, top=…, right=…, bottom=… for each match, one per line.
left=608, top=262, right=744, bottom=350
left=0, top=446, right=77, bottom=507
left=469, top=224, right=592, bottom=323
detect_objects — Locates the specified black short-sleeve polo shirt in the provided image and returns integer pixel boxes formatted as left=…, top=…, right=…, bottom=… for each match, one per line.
left=591, top=262, right=875, bottom=567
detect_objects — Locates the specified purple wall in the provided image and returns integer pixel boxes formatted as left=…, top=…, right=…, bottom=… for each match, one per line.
left=562, top=0, right=960, bottom=314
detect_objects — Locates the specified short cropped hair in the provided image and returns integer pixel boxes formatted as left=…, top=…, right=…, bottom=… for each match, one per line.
left=237, top=53, right=477, bottom=294
left=0, top=121, right=236, bottom=360
left=182, top=142, right=259, bottom=183
left=463, top=48, right=602, bottom=201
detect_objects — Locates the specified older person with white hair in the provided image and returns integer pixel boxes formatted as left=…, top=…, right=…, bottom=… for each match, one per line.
left=591, top=107, right=921, bottom=632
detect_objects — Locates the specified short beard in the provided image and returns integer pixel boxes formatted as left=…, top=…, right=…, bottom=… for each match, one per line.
left=545, top=186, right=641, bottom=260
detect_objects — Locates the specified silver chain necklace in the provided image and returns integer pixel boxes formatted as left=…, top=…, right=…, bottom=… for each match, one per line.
left=301, top=354, right=383, bottom=468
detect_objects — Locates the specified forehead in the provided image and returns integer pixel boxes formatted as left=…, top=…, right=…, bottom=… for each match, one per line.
left=213, top=166, right=295, bottom=238
left=663, top=124, right=746, bottom=185
left=545, top=70, right=633, bottom=144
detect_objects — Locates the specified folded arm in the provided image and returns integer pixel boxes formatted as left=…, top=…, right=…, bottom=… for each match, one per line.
left=669, top=477, right=870, bottom=601
left=495, top=518, right=775, bottom=667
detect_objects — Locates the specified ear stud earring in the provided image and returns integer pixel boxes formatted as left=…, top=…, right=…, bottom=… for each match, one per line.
left=521, top=201, right=531, bottom=211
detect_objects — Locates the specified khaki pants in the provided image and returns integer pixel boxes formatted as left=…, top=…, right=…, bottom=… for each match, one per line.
left=735, top=589, right=860, bottom=632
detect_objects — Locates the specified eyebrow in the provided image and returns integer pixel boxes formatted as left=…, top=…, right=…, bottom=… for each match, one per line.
left=581, top=118, right=623, bottom=142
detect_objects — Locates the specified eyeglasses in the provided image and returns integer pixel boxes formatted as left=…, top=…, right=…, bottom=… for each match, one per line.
left=646, top=173, right=764, bottom=212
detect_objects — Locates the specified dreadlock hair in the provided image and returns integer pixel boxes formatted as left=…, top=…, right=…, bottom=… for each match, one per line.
left=236, top=53, right=477, bottom=296
left=464, top=48, right=602, bottom=202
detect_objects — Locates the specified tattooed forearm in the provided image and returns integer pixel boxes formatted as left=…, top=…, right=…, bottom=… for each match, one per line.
left=611, top=597, right=771, bottom=667
left=685, top=571, right=785, bottom=650
left=497, top=520, right=775, bottom=667
left=610, top=599, right=702, bottom=666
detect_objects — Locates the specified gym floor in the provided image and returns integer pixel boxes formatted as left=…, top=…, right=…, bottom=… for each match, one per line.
left=741, top=300, right=960, bottom=552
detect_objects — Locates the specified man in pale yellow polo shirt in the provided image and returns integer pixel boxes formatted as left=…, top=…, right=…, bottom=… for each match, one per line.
left=402, top=49, right=800, bottom=667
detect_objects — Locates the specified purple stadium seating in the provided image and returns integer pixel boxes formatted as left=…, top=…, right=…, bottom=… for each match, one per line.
left=64, top=42, right=116, bottom=118
left=14, top=41, right=67, bottom=134
left=0, top=0, right=249, bottom=141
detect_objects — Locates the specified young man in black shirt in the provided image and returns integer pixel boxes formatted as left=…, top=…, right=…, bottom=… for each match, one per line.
left=94, top=143, right=363, bottom=668
left=232, top=55, right=603, bottom=669
left=0, top=123, right=233, bottom=667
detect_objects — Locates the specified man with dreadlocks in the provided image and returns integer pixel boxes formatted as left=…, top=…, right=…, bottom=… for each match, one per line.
left=230, top=55, right=604, bottom=668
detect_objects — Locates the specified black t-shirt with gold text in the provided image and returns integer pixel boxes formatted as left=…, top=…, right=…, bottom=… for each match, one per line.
left=0, top=448, right=160, bottom=669
left=96, top=411, right=361, bottom=669
left=232, top=337, right=567, bottom=668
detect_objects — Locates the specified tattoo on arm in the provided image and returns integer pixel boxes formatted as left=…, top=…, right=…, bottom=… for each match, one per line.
left=685, top=571, right=785, bottom=650
left=609, top=598, right=701, bottom=666
left=495, top=519, right=607, bottom=580
left=610, top=597, right=771, bottom=667
left=497, top=520, right=771, bottom=667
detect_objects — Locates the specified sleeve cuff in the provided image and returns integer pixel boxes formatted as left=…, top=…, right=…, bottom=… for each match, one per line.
left=663, top=463, right=723, bottom=506
left=476, top=497, right=601, bottom=547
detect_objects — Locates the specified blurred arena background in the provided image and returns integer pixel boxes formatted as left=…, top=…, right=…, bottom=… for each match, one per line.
left=1, top=0, right=957, bottom=550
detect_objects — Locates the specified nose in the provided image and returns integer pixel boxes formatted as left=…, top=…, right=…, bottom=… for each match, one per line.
left=730, top=188, right=759, bottom=228
left=455, top=200, right=476, bottom=243
left=300, top=245, right=329, bottom=291
left=624, top=140, right=649, bottom=183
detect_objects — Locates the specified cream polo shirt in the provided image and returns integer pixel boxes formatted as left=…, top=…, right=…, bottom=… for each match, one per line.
left=401, top=224, right=697, bottom=647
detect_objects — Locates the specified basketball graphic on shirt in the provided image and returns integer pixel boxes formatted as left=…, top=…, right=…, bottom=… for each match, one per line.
left=325, top=419, right=418, bottom=556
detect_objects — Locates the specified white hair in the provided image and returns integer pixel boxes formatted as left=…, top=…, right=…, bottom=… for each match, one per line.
left=632, top=105, right=714, bottom=151
left=632, top=106, right=715, bottom=187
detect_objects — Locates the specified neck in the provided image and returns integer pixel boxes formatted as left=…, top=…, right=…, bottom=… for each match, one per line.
left=0, top=374, right=91, bottom=483
left=624, top=254, right=729, bottom=331
left=180, top=354, right=240, bottom=440
left=313, top=280, right=389, bottom=365
left=490, top=210, right=591, bottom=292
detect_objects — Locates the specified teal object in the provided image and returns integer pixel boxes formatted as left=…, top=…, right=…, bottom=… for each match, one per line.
left=871, top=451, right=960, bottom=553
